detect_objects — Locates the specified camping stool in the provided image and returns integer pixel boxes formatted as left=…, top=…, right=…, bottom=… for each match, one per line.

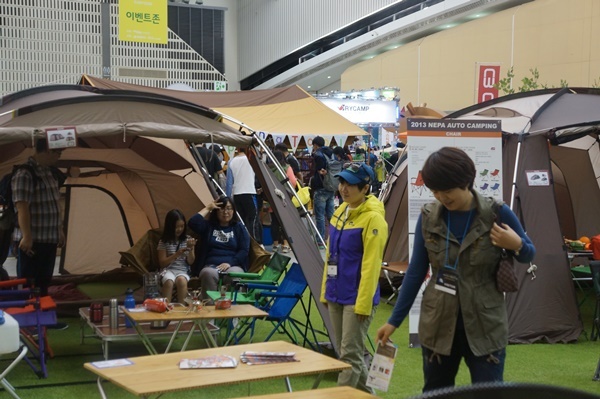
left=0, top=312, right=29, bottom=399
left=381, top=261, right=408, bottom=304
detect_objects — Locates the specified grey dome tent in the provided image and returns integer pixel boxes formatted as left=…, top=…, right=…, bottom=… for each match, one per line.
left=380, top=88, right=600, bottom=343
left=446, top=87, right=600, bottom=343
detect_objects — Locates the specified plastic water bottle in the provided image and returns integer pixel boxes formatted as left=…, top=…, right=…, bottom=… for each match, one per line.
left=124, top=288, right=136, bottom=328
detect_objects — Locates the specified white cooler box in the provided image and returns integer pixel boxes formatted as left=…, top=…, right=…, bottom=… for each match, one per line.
left=0, top=312, right=20, bottom=353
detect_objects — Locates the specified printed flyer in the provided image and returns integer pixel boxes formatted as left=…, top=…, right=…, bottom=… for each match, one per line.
left=366, top=341, right=398, bottom=392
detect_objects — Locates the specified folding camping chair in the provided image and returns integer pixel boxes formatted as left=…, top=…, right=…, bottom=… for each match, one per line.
left=227, top=263, right=319, bottom=351
left=0, top=279, right=57, bottom=378
left=0, top=312, right=28, bottom=399
left=381, top=261, right=409, bottom=304
left=410, top=170, right=425, bottom=196
left=206, top=252, right=291, bottom=304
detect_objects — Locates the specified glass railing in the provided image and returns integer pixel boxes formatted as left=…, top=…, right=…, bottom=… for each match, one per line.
left=241, top=0, right=444, bottom=90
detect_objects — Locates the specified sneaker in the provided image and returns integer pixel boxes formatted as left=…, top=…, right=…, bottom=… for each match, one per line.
left=47, top=322, right=69, bottom=330
left=281, top=245, right=291, bottom=254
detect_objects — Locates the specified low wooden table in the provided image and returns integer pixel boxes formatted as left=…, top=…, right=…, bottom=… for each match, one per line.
left=240, top=386, right=381, bottom=399
left=381, top=261, right=408, bottom=304
left=123, top=304, right=268, bottom=354
left=79, top=307, right=220, bottom=359
left=84, top=340, right=351, bottom=398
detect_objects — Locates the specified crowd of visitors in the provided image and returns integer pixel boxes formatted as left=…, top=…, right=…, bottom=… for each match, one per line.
left=9, top=137, right=534, bottom=396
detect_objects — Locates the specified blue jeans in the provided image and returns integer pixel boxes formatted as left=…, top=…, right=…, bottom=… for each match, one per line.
left=421, top=326, right=505, bottom=392
left=313, top=189, right=334, bottom=240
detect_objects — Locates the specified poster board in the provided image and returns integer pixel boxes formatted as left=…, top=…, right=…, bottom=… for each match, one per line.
left=406, top=118, right=502, bottom=347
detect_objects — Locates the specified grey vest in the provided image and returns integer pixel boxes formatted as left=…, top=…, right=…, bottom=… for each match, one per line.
left=419, top=191, right=507, bottom=356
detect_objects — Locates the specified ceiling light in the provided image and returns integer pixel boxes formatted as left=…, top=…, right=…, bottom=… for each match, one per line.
left=307, top=85, right=311, bottom=89
left=327, top=76, right=331, bottom=79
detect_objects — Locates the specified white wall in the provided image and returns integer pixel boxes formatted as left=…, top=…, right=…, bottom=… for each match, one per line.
left=236, top=0, right=398, bottom=80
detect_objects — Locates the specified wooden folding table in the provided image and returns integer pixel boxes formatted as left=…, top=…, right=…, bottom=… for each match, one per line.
left=84, top=340, right=351, bottom=399
left=123, top=304, right=267, bottom=354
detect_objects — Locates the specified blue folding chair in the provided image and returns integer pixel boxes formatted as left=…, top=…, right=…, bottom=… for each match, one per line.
left=0, top=279, right=57, bottom=378
left=228, top=263, right=320, bottom=351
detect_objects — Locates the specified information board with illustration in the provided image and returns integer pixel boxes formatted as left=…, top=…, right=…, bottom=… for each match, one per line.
left=405, top=118, right=503, bottom=347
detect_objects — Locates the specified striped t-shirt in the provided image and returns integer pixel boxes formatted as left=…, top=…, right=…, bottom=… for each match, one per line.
left=157, top=237, right=190, bottom=274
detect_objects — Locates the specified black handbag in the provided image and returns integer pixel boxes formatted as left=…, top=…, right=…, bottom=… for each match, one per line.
left=496, top=249, right=518, bottom=292
left=493, top=202, right=518, bottom=292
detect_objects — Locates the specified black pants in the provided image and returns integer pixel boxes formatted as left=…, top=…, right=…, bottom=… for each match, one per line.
left=421, top=326, right=506, bottom=392
left=233, top=193, right=262, bottom=243
left=18, top=242, right=57, bottom=296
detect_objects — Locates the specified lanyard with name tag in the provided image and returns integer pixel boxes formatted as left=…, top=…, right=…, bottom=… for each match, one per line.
left=434, top=209, right=473, bottom=296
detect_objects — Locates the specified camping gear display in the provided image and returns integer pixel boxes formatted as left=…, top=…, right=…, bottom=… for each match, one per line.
left=496, top=250, right=518, bottom=293
left=0, top=83, right=337, bottom=353
left=124, top=289, right=136, bottom=328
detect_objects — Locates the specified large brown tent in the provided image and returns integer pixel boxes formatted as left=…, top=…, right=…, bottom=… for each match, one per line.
left=381, top=88, right=600, bottom=344
left=0, top=84, right=338, bottom=349
left=0, top=85, right=251, bottom=274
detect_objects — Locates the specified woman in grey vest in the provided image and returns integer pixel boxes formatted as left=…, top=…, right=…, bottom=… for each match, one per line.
left=376, top=147, right=535, bottom=392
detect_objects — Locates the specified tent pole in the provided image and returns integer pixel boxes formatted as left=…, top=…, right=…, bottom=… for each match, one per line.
left=509, top=136, right=523, bottom=210
left=251, top=135, right=324, bottom=246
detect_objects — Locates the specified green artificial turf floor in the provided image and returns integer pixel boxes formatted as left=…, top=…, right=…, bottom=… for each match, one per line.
left=1, top=287, right=599, bottom=398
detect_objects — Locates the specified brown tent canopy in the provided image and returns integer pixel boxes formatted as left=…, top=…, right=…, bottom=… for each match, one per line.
left=79, top=75, right=367, bottom=140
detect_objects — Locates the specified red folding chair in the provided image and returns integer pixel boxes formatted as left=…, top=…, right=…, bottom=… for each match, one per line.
left=411, top=170, right=426, bottom=196
left=0, top=279, right=57, bottom=378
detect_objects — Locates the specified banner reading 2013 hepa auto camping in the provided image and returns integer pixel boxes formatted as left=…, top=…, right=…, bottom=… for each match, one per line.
left=406, top=118, right=502, bottom=348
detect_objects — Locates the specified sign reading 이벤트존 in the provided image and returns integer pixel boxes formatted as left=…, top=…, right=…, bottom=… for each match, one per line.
left=119, top=0, right=167, bottom=44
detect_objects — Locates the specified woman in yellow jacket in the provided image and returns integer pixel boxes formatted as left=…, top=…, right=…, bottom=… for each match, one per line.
left=320, top=162, right=388, bottom=393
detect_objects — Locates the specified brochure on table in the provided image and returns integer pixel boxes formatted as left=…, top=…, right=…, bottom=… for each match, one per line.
left=406, top=118, right=503, bottom=348
left=180, top=355, right=238, bottom=369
